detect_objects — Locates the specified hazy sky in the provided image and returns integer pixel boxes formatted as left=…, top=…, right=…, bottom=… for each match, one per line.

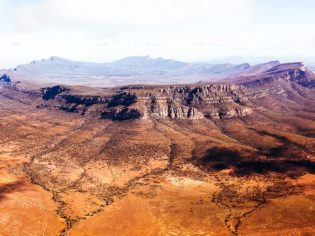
left=1, top=0, right=315, bottom=67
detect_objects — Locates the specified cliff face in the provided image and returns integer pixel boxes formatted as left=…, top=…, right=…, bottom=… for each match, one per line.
left=237, top=62, right=315, bottom=88
left=35, top=83, right=253, bottom=120
left=1, top=62, right=314, bottom=121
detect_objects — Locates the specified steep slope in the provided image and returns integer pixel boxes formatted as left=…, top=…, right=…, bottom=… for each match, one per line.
left=1, top=62, right=314, bottom=122
left=234, top=62, right=315, bottom=88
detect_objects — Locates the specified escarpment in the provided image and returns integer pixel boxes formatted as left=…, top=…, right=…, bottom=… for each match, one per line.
left=237, top=62, right=315, bottom=88
left=1, top=62, right=314, bottom=121
left=35, top=83, right=254, bottom=120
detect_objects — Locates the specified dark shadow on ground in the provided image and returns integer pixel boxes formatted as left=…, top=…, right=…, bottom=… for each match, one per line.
left=197, top=146, right=315, bottom=177
left=0, top=179, right=26, bottom=201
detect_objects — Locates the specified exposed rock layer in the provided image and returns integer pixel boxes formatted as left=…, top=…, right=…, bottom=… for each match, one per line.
left=0, top=62, right=314, bottom=121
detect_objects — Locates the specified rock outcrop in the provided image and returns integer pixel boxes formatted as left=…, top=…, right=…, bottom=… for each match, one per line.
left=0, top=74, right=11, bottom=83
left=35, top=83, right=253, bottom=120
left=237, top=62, right=315, bottom=89
left=1, top=62, right=314, bottom=121
left=42, top=85, right=69, bottom=100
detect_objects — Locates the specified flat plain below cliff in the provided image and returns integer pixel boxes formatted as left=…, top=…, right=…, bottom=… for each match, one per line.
left=0, top=61, right=315, bottom=236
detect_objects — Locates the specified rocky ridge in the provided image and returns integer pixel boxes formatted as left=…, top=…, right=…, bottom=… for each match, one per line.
left=34, top=83, right=253, bottom=120
left=235, top=62, right=315, bottom=88
left=0, top=62, right=314, bottom=121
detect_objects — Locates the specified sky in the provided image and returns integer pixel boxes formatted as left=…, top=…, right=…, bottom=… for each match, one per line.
left=1, top=0, right=315, bottom=68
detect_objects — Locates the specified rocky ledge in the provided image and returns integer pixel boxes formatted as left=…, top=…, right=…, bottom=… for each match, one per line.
left=36, top=83, right=253, bottom=120
left=1, top=62, right=314, bottom=121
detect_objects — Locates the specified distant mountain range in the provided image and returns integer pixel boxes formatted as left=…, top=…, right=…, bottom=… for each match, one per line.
left=0, top=56, right=309, bottom=87
left=306, top=63, right=315, bottom=71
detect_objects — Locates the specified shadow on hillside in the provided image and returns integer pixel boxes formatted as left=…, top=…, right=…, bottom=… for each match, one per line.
left=254, top=130, right=310, bottom=158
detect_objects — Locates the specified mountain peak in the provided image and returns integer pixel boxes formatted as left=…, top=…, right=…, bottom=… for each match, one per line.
left=49, top=56, right=68, bottom=62
left=113, top=55, right=155, bottom=63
